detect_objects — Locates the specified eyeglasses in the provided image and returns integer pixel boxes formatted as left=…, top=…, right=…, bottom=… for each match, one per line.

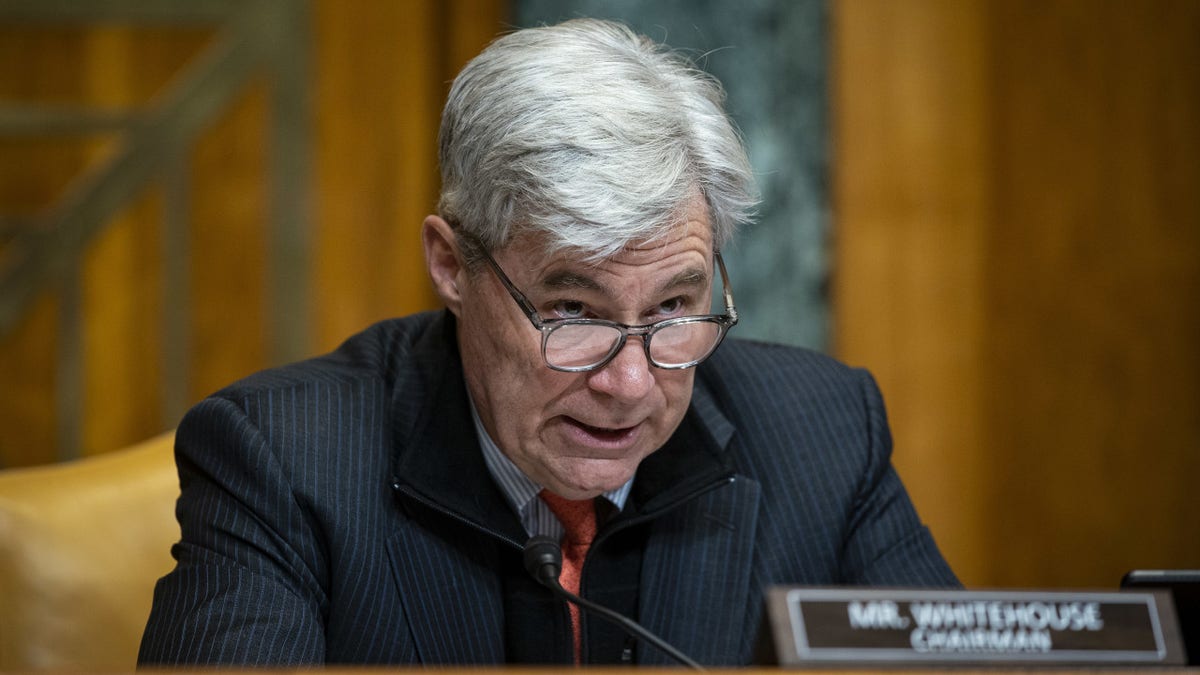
left=469, top=239, right=738, bottom=372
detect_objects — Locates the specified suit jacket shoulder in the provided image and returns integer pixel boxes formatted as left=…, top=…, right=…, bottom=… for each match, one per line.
left=694, top=339, right=957, bottom=587
left=209, top=311, right=444, bottom=399
left=141, top=312, right=455, bottom=666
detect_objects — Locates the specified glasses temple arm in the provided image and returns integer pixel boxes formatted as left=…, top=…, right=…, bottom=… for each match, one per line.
left=478, top=250, right=546, bottom=327
left=714, top=251, right=738, bottom=324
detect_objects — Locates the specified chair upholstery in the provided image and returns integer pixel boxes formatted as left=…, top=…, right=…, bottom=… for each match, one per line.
left=0, top=432, right=179, bottom=670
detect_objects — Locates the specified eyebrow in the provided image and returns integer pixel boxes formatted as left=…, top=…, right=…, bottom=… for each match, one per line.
left=541, top=271, right=603, bottom=292
left=538, top=265, right=710, bottom=298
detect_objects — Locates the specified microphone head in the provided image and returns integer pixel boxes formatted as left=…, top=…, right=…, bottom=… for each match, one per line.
left=523, top=535, right=563, bottom=586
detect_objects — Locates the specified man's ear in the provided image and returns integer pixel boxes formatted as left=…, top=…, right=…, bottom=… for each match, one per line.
left=422, top=215, right=466, bottom=315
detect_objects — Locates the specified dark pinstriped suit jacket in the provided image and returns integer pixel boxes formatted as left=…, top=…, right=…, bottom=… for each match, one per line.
left=138, top=310, right=957, bottom=667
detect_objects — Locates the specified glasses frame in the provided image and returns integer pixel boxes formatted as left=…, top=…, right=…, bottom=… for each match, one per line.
left=468, top=237, right=739, bottom=372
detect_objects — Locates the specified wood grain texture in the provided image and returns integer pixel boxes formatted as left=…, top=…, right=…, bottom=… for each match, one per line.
left=78, top=28, right=208, bottom=458
left=831, top=0, right=992, bottom=585
left=0, top=2, right=510, bottom=467
left=832, top=0, right=1200, bottom=588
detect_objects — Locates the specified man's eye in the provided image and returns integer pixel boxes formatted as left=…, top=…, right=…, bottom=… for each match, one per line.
left=658, top=297, right=686, bottom=316
left=552, top=300, right=587, bottom=319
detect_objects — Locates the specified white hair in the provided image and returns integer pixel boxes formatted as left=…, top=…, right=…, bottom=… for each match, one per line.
left=437, top=18, right=759, bottom=263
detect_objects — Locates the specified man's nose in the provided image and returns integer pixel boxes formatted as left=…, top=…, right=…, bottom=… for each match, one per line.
left=586, top=337, right=654, bottom=402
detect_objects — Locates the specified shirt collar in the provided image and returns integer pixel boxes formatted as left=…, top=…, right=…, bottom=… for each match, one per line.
left=468, top=396, right=632, bottom=536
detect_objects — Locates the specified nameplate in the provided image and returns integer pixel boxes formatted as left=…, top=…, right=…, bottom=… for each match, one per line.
left=761, top=587, right=1185, bottom=666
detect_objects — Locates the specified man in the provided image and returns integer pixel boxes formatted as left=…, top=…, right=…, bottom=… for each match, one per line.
left=139, top=18, right=956, bottom=667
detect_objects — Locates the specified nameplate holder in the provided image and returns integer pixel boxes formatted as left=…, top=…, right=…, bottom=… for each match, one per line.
left=761, top=587, right=1185, bottom=666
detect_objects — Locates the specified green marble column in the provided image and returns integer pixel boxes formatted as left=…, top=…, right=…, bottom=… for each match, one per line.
left=516, top=0, right=829, bottom=350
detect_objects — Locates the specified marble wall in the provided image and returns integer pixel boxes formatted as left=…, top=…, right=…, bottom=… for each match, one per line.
left=515, top=0, right=829, bottom=349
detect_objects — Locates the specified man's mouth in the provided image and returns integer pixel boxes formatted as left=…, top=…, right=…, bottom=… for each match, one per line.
left=564, top=417, right=639, bottom=444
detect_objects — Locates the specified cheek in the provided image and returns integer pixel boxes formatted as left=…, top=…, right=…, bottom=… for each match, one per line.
left=458, top=304, right=519, bottom=396
left=657, top=373, right=696, bottom=424
left=511, top=370, right=571, bottom=426
left=458, top=298, right=564, bottom=422
left=459, top=285, right=530, bottom=366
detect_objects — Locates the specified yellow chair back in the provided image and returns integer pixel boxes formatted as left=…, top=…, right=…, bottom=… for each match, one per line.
left=0, top=432, right=178, bottom=670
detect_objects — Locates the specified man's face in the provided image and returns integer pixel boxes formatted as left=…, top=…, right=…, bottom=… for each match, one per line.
left=455, top=202, right=716, bottom=500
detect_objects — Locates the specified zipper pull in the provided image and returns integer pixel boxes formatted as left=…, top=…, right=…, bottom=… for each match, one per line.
left=621, top=636, right=636, bottom=664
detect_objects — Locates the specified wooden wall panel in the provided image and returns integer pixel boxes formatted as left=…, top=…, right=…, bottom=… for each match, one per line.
left=313, top=0, right=509, bottom=354
left=79, top=29, right=208, bottom=457
left=313, top=1, right=440, bottom=352
left=980, top=0, right=1200, bottom=587
left=81, top=191, right=168, bottom=458
left=0, top=27, right=90, bottom=467
left=0, top=296, right=59, bottom=467
left=831, top=0, right=993, bottom=585
left=832, top=0, right=1200, bottom=589
left=0, top=1, right=510, bottom=467
left=187, top=81, right=271, bottom=402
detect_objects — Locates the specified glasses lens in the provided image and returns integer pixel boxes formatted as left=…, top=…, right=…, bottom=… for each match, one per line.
left=544, top=323, right=623, bottom=369
left=649, top=320, right=723, bottom=368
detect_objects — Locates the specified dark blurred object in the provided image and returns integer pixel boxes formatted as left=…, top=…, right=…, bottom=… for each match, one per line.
left=1122, top=570, right=1200, bottom=666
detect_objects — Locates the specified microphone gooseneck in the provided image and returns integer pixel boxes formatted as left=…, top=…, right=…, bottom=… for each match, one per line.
left=521, top=536, right=704, bottom=671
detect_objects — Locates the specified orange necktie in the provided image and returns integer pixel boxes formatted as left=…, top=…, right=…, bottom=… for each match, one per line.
left=539, top=489, right=598, bottom=664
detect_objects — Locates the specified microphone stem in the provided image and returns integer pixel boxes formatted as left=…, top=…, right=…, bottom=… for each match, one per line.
left=546, top=579, right=705, bottom=671
left=524, top=535, right=702, bottom=670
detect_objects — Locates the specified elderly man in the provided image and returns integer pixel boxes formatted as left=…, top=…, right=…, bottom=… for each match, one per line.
left=139, top=18, right=956, bottom=668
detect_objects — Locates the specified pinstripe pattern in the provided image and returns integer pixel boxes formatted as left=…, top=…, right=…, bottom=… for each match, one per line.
left=138, top=311, right=956, bottom=667
left=639, top=476, right=761, bottom=666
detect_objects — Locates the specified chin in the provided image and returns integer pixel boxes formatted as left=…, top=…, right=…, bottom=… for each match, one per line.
left=557, top=457, right=643, bottom=495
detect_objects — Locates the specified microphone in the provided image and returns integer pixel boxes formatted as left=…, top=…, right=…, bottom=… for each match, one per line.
left=522, top=536, right=704, bottom=670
